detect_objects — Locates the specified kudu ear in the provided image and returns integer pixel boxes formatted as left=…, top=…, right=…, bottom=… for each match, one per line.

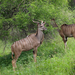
left=40, top=21, right=46, bottom=26
left=43, top=22, right=45, bottom=25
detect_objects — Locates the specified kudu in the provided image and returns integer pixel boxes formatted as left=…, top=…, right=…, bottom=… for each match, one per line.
left=51, top=19, right=75, bottom=50
left=11, top=20, right=47, bottom=71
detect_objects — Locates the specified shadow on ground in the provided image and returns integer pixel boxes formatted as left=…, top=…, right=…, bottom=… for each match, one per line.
left=0, top=50, right=33, bottom=68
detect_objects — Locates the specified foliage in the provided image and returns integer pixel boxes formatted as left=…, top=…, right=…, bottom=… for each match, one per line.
left=0, top=35, right=75, bottom=75
left=0, top=0, right=75, bottom=75
left=0, top=0, right=75, bottom=41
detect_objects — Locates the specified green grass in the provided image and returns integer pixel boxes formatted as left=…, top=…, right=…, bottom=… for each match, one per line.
left=0, top=34, right=75, bottom=75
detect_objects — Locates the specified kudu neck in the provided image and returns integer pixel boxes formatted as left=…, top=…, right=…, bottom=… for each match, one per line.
left=53, top=20, right=60, bottom=31
left=54, top=21, right=58, bottom=27
left=36, top=28, right=43, bottom=42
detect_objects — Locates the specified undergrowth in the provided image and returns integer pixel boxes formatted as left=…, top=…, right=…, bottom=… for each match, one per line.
left=0, top=34, right=75, bottom=75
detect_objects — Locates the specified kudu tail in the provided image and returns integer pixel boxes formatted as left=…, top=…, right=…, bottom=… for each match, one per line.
left=12, top=52, right=14, bottom=59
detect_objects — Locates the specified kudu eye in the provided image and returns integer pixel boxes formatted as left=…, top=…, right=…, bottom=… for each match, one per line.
left=40, top=25, right=42, bottom=27
left=40, top=24, right=43, bottom=27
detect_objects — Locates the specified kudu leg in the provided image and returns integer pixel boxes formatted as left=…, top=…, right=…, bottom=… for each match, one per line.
left=12, top=58, right=17, bottom=71
left=64, top=42, right=67, bottom=50
left=33, top=47, right=37, bottom=62
left=63, top=37, right=67, bottom=51
left=12, top=52, right=21, bottom=71
left=72, top=33, right=75, bottom=39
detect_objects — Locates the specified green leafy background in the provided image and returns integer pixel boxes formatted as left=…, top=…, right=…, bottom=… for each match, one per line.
left=0, top=0, right=75, bottom=75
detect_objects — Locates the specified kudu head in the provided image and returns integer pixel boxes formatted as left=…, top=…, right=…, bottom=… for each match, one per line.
left=51, top=19, right=58, bottom=27
left=32, top=20, right=47, bottom=31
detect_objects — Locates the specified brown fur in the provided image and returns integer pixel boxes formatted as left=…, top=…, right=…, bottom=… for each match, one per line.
left=11, top=20, right=47, bottom=71
left=51, top=19, right=75, bottom=50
